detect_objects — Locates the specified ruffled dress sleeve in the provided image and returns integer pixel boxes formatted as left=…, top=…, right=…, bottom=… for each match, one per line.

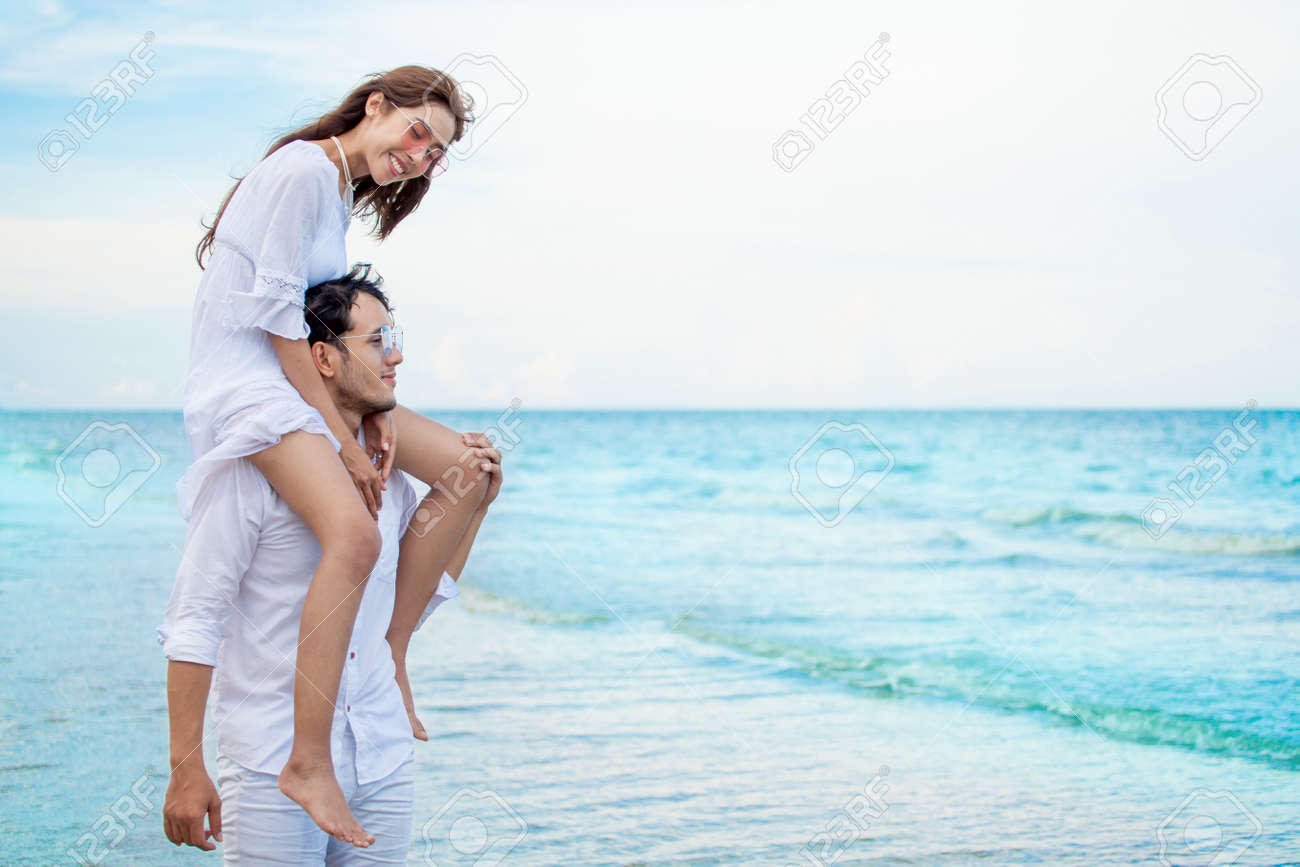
left=218, top=146, right=338, bottom=340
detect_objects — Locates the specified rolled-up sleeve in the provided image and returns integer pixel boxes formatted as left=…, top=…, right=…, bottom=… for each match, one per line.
left=415, top=573, right=460, bottom=631
left=157, top=461, right=266, bottom=665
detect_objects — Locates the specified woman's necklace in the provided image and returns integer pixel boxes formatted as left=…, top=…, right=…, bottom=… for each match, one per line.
left=329, top=135, right=355, bottom=191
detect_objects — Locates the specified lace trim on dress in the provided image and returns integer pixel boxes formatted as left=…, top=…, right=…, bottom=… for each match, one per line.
left=218, top=263, right=310, bottom=340
left=251, top=268, right=308, bottom=306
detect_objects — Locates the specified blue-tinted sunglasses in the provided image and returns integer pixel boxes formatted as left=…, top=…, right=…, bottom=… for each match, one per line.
left=336, top=324, right=404, bottom=357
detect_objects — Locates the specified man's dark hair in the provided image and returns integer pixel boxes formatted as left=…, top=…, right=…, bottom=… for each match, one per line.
left=304, top=263, right=393, bottom=347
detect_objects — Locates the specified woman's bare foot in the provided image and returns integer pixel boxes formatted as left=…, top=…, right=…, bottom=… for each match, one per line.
left=394, top=663, right=428, bottom=741
left=278, top=757, right=374, bottom=847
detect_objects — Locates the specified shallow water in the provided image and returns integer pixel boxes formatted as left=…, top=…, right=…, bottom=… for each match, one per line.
left=1, top=409, right=1297, bottom=864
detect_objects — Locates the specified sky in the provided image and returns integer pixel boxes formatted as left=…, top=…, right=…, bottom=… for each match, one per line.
left=1, top=0, right=1296, bottom=409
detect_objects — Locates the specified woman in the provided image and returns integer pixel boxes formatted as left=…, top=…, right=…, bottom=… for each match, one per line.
left=181, top=65, right=491, bottom=847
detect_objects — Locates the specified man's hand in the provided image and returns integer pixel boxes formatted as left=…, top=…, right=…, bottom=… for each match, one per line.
left=460, top=432, right=502, bottom=509
left=341, top=439, right=384, bottom=519
left=363, top=410, right=397, bottom=485
left=163, top=764, right=222, bottom=851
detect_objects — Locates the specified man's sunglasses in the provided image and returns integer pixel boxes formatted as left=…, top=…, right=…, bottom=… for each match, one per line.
left=389, top=101, right=449, bottom=180
left=336, top=324, right=404, bottom=357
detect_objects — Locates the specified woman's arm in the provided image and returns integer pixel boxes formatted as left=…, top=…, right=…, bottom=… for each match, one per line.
left=271, top=334, right=385, bottom=516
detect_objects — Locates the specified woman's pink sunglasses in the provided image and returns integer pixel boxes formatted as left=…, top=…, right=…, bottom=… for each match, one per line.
left=390, top=100, right=449, bottom=180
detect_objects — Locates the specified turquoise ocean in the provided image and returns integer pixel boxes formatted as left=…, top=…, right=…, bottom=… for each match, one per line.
left=1, top=409, right=1297, bottom=864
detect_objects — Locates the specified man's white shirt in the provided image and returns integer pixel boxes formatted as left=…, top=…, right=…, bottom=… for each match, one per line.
left=157, top=441, right=457, bottom=785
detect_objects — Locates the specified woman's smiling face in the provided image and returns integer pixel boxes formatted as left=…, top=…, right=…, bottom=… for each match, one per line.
left=361, top=92, right=457, bottom=185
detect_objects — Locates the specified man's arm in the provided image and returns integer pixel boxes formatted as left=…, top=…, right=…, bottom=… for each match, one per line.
left=157, top=460, right=265, bottom=850
left=163, top=662, right=221, bottom=850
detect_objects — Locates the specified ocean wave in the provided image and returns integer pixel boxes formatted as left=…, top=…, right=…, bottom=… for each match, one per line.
left=924, top=552, right=1058, bottom=569
left=457, top=594, right=1291, bottom=770
left=1259, top=468, right=1300, bottom=487
left=891, top=462, right=929, bottom=474
left=980, top=552, right=1056, bottom=568
left=460, top=588, right=617, bottom=626
left=923, top=530, right=971, bottom=549
left=985, top=504, right=1300, bottom=558
left=982, top=506, right=1140, bottom=528
left=672, top=623, right=1300, bottom=769
left=1084, top=524, right=1300, bottom=558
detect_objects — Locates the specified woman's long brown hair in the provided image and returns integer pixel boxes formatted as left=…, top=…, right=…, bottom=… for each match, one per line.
left=196, top=65, right=473, bottom=269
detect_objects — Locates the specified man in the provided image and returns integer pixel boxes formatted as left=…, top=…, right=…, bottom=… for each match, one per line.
left=158, top=264, right=501, bottom=862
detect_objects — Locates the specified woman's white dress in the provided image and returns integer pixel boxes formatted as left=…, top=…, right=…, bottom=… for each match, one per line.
left=177, top=140, right=353, bottom=519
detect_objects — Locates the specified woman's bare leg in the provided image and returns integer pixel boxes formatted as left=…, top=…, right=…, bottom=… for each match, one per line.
left=386, top=405, right=489, bottom=739
left=249, top=430, right=381, bottom=848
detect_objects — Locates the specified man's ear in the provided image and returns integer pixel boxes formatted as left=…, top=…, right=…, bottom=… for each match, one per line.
left=310, top=340, right=339, bottom=380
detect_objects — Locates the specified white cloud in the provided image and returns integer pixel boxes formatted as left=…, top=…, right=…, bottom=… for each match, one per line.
left=518, top=349, right=576, bottom=404
left=103, top=376, right=159, bottom=397
left=430, top=337, right=465, bottom=386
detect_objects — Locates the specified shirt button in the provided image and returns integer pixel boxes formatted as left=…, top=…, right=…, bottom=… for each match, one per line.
left=350, top=652, right=356, bottom=659
left=346, top=705, right=351, bottom=711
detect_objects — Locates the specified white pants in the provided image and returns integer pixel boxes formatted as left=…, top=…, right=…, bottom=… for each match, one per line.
left=216, top=724, right=415, bottom=865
